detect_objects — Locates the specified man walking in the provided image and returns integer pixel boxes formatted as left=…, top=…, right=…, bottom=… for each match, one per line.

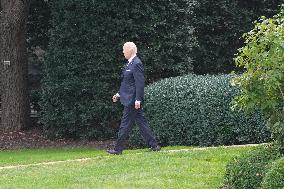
left=107, top=42, right=160, bottom=155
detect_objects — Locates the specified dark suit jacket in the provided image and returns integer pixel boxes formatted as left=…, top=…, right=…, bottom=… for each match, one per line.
left=119, top=56, right=145, bottom=107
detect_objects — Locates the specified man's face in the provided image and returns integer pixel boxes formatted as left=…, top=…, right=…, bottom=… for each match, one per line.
left=123, top=46, right=133, bottom=60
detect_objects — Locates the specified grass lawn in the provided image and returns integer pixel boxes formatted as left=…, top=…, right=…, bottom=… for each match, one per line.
left=0, top=145, right=256, bottom=189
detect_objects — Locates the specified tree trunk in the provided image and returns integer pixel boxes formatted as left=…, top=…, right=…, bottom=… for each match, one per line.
left=0, top=0, right=31, bottom=131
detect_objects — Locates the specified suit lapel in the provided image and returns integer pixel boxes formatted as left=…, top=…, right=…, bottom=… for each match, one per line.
left=123, top=56, right=136, bottom=72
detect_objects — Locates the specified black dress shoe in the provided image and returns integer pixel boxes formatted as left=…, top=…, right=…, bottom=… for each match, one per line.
left=107, top=149, right=122, bottom=155
left=151, top=145, right=161, bottom=151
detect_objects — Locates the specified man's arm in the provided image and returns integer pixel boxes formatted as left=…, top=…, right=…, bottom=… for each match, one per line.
left=133, top=63, right=145, bottom=109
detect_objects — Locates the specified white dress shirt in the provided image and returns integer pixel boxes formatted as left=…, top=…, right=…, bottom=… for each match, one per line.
left=127, top=54, right=136, bottom=66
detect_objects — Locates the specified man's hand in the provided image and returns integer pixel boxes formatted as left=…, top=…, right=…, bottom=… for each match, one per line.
left=112, top=95, right=119, bottom=103
left=135, top=101, right=141, bottom=109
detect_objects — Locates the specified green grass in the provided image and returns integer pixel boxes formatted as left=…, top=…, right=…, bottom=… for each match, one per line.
left=0, top=145, right=256, bottom=189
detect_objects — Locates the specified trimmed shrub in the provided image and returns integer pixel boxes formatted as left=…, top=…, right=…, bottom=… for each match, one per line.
left=129, top=74, right=270, bottom=147
left=224, top=144, right=282, bottom=189
left=261, top=157, right=284, bottom=189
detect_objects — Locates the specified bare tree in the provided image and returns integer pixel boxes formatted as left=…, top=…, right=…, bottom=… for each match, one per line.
left=0, top=0, right=31, bottom=131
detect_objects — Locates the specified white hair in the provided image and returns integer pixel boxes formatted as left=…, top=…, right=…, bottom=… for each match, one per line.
left=123, top=42, right=137, bottom=54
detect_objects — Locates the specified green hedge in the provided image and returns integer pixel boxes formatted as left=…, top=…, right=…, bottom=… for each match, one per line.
left=40, top=0, right=196, bottom=139
left=261, top=157, right=284, bottom=189
left=224, top=144, right=282, bottom=189
left=129, top=74, right=270, bottom=147
left=192, top=0, right=283, bottom=74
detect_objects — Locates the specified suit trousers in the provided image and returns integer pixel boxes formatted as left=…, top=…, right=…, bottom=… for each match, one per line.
left=114, top=106, right=158, bottom=152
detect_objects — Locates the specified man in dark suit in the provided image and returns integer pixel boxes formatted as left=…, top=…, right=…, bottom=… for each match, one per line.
left=107, top=42, right=160, bottom=155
